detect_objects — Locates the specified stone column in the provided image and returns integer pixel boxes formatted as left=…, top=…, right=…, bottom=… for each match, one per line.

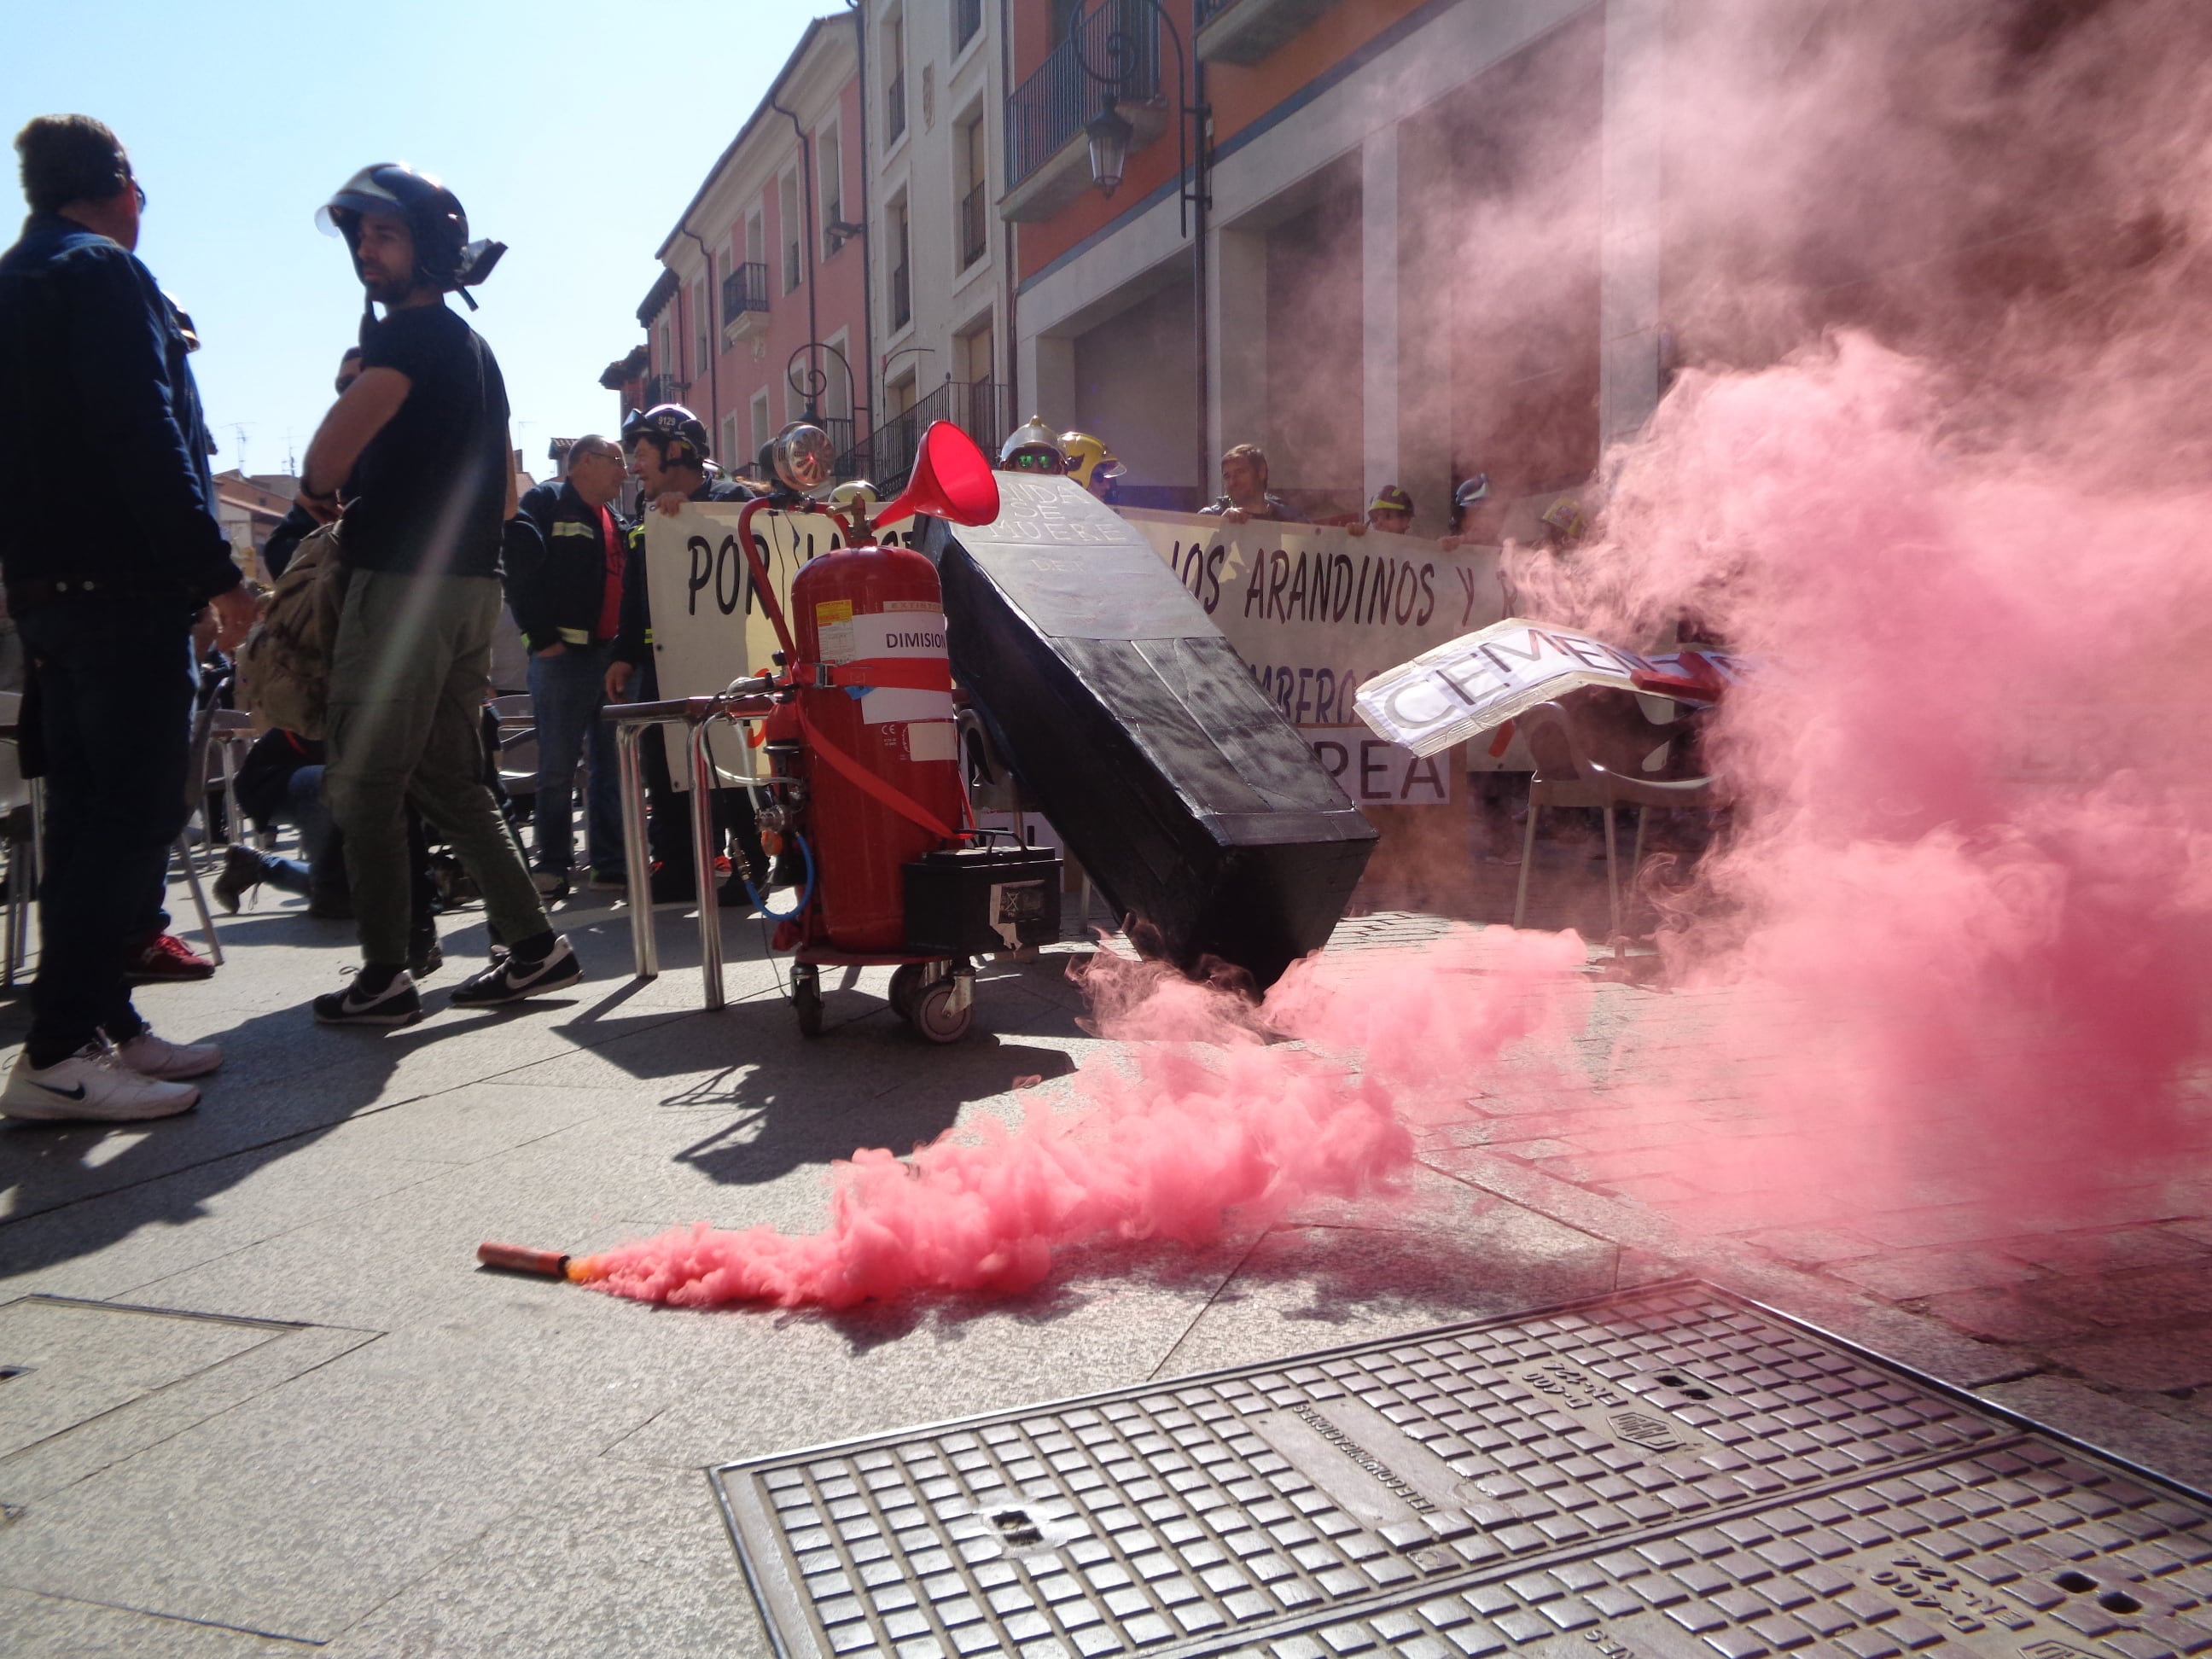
left=1361, top=125, right=1400, bottom=515
left=1599, top=0, right=1666, bottom=454
left=1206, top=224, right=1268, bottom=485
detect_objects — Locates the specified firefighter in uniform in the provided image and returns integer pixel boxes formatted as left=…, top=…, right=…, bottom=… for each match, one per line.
left=998, top=416, right=1068, bottom=474
left=1059, top=431, right=1126, bottom=502
left=606, top=403, right=769, bottom=906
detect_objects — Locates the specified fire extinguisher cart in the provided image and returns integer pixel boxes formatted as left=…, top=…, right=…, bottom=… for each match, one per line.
left=613, top=422, right=1059, bottom=1042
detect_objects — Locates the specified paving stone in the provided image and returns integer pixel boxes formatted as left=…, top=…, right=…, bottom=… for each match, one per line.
left=1833, top=1250, right=2046, bottom=1301
left=1922, top=1287, right=2099, bottom=1347
left=0, top=1586, right=311, bottom=1656
left=1746, top=1231, right=1889, bottom=1268
left=2051, top=1326, right=2212, bottom=1394
left=2026, top=1270, right=2212, bottom=1330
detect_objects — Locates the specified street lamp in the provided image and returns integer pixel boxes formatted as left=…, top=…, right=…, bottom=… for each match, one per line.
left=1068, top=0, right=1207, bottom=236
left=1086, top=100, right=1134, bottom=198
left=1067, top=0, right=1213, bottom=500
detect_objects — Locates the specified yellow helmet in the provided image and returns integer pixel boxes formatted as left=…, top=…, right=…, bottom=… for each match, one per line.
left=1060, top=431, right=1126, bottom=491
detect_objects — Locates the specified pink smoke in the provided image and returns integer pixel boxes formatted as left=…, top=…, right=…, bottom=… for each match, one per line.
left=573, top=928, right=1585, bottom=1310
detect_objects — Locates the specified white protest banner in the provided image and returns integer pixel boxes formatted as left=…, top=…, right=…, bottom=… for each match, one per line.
left=637, top=504, right=923, bottom=787
left=1118, top=509, right=1509, bottom=796
left=1355, top=616, right=1746, bottom=758
left=1304, top=727, right=1454, bottom=806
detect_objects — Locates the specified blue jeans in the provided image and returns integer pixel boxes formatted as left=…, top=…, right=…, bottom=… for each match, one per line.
left=243, top=764, right=340, bottom=899
left=16, top=600, right=196, bottom=1064
left=527, top=640, right=621, bottom=876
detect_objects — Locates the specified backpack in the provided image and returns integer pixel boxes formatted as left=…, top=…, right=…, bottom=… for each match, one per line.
left=236, top=521, right=351, bottom=739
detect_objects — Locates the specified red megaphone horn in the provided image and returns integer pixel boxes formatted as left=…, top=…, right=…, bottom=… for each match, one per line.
left=873, top=421, right=1001, bottom=531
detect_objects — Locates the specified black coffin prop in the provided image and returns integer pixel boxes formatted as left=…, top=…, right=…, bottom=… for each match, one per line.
left=927, top=476, right=1377, bottom=987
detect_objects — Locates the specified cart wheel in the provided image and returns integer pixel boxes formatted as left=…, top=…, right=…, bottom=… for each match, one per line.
left=792, top=965, right=824, bottom=1038
left=910, top=975, right=973, bottom=1044
left=888, top=962, right=926, bottom=1022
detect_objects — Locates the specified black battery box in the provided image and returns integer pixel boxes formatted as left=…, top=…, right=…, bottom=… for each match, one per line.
left=904, top=845, right=1064, bottom=956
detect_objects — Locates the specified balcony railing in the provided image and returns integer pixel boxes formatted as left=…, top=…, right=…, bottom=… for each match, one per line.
left=643, top=372, right=687, bottom=407
left=1194, top=0, right=1234, bottom=23
left=888, top=73, right=906, bottom=140
left=1004, top=1, right=1161, bottom=190
left=835, top=380, right=1005, bottom=491
left=891, top=259, right=911, bottom=330
left=960, top=180, right=989, bottom=269
left=721, top=261, right=769, bottom=321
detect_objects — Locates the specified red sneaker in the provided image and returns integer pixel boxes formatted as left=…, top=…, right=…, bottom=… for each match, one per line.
left=124, top=932, right=217, bottom=983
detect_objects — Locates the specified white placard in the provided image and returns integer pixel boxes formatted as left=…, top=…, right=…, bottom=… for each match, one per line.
left=1355, top=617, right=1746, bottom=758
left=1120, top=509, right=1511, bottom=797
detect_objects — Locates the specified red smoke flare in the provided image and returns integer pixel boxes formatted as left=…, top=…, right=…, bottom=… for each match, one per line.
left=570, top=929, right=1585, bottom=1310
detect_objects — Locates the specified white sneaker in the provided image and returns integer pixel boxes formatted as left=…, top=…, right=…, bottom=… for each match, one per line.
left=1, top=1044, right=200, bottom=1122
left=112, top=1030, right=224, bottom=1081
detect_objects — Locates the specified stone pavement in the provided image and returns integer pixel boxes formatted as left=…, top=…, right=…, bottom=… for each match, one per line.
left=0, top=869, right=2207, bottom=1656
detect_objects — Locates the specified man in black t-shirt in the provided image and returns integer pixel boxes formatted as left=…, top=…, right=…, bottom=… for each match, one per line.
left=294, top=164, right=579, bottom=1025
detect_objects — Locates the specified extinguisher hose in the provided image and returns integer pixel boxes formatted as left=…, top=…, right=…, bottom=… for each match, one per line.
left=741, top=824, right=815, bottom=921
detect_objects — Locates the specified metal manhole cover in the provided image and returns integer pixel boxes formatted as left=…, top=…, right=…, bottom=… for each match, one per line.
left=707, top=1284, right=2212, bottom=1659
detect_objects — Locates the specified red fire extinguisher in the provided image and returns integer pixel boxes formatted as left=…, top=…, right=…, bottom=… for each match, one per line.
left=732, top=421, right=1002, bottom=955
left=789, top=547, right=963, bottom=950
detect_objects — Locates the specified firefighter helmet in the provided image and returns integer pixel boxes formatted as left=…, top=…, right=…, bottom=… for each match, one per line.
left=621, top=403, right=712, bottom=468
left=1540, top=495, right=1587, bottom=541
left=998, top=416, right=1067, bottom=474
left=1060, top=431, right=1126, bottom=490
left=317, top=164, right=504, bottom=299
left=1453, top=474, right=1490, bottom=510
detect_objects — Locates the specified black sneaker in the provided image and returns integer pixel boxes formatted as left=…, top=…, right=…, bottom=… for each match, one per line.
left=409, top=924, right=444, bottom=980
left=448, top=936, right=582, bottom=1007
left=530, top=868, right=570, bottom=903
left=312, top=969, right=423, bottom=1027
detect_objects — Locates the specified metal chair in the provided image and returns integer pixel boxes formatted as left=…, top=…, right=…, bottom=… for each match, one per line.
left=170, top=675, right=236, bottom=964
left=1511, top=696, right=1716, bottom=945
left=0, top=690, right=38, bottom=986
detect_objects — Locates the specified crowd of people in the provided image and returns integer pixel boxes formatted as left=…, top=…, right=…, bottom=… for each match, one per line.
left=0, top=114, right=1592, bottom=1127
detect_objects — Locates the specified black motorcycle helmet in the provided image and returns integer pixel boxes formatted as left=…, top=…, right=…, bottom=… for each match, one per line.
left=317, top=164, right=505, bottom=309
left=622, top=403, right=712, bottom=469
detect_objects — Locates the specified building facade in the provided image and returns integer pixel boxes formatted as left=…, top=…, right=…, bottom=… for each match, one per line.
left=1001, top=0, right=1671, bottom=530
left=856, top=0, right=1014, bottom=486
left=637, top=14, right=870, bottom=485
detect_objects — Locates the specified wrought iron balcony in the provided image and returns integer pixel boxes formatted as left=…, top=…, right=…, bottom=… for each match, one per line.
left=1002, top=1, right=1164, bottom=220
left=720, top=262, right=770, bottom=346
left=835, top=380, right=1005, bottom=492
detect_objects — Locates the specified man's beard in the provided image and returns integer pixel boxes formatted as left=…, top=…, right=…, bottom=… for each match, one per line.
left=358, top=261, right=414, bottom=305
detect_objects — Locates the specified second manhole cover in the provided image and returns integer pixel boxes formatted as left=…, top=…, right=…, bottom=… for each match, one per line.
left=706, top=1284, right=2188, bottom=1659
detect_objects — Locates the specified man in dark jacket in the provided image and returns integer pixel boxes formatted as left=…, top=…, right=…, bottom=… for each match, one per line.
left=510, top=434, right=627, bottom=896
left=607, top=404, right=767, bottom=905
left=0, top=116, right=255, bottom=1122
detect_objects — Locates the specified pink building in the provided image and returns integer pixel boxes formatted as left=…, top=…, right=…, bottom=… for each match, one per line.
left=637, top=13, right=871, bottom=482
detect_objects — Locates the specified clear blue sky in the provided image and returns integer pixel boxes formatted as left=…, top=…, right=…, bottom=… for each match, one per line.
left=5, top=0, right=831, bottom=480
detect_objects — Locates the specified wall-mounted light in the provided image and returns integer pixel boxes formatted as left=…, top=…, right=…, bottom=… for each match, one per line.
left=1086, top=100, right=1134, bottom=198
